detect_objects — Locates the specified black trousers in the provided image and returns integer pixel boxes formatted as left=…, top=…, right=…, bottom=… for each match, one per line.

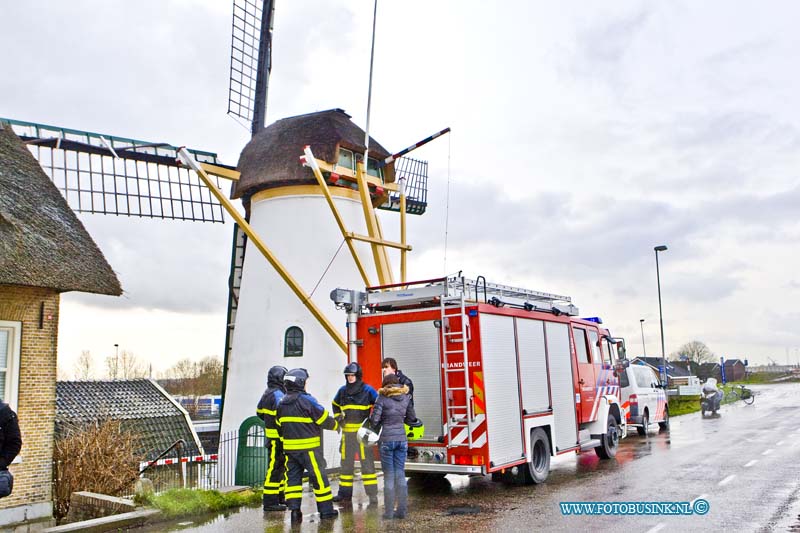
left=262, top=438, right=286, bottom=505
left=337, top=431, right=377, bottom=498
left=285, top=448, right=334, bottom=513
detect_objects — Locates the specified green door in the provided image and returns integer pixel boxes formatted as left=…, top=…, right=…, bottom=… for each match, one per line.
left=235, top=416, right=267, bottom=486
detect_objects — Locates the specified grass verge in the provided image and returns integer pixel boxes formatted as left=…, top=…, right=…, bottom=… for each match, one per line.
left=135, top=488, right=261, bottom=518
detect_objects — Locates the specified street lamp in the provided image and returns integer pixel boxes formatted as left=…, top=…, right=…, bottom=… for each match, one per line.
left=114, top=343, right=119, bottom=379
left=639, top=319, right=646, bottom=357
left=654, top=245, right=668, bottom=385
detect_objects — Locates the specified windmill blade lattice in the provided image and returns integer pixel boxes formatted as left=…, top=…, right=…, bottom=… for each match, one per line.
left=3, top=118, right=227, bottom=223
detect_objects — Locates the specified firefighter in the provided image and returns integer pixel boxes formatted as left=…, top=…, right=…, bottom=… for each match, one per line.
left=277, top=368, right=340, bottom=523
left=256, top=365, right=288, bottom=512
left=381, top=357, right=414, bottom=404
left=332, top=362, right=378, bottom=505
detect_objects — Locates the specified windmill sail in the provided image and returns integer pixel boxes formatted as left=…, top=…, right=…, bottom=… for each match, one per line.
left=228, top=0, right=274, bottom=135
left=2, top=118, right=228, bottom=223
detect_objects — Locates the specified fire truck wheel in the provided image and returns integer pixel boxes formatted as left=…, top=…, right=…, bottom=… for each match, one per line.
left=526, top=428, right=550, bottom=484
left=595, top=414, right=620, bottom=459
left=636, top=411, right=649, bottom=436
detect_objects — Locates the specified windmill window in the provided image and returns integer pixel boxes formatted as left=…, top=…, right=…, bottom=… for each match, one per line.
left=284, top=326, right=304, bottom=357
left=337, top=148, right=384, bottom=181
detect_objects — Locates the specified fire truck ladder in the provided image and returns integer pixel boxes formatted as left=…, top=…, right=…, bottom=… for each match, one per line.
left=440, top=293, right=476, bottom=449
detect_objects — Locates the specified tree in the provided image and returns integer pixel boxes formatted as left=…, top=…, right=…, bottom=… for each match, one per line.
left=74, top=350, right=94, bottom=380
left=104, top=349, right=148, bottom=379
left=670, top=340, right=715, bottom=365
left=161, top=356, right=223, bottom=396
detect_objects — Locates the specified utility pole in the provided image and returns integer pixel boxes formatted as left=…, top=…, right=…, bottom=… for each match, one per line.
left=639, top=319, right=647, bottom=357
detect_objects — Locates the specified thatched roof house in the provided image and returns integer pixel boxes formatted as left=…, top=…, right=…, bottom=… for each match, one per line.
left=0, top=123, right=121, bottom=295
left=232, top=108, right=394, bottom=202
left=1, top=121, right=121, bottom=527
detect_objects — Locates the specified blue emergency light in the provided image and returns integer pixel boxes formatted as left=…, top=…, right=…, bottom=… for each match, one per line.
left=582, top=316, right=603, bottom=324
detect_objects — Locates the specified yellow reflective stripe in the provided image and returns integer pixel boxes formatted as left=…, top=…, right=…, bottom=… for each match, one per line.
left=316, top=493, right=333, bottom=502
left=257, top=407, right=276, bottom=415
left=332, top=400, right=341, bottom=408
left=263, top=488, right=281, bottom=494
left=308, top=451, right=327, bottom=495
left=341, top=404, right=371, bottom=410
left=344, top=423, right=362, bottom=433
left=284, top=437, right=321, bottom=450
left=279, top=416, right=313, bottom=424
left=339, top=480, right=353, bottom=487
left=340, top=474, right=354, bottom=480
left=363, top=479, right=378, bottom=486
left=361, top=473, right=377, bottom=479
left=265, top=428, right=279, bottom=438
left=285, top=493, right=302, bottom=500
left=264, top=438, right=277, bottom=486
left=316, top=410, right=329, bottom=425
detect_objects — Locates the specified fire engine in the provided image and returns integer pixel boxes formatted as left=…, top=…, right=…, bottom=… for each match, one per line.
left=331, top=274, right=627, bottom=484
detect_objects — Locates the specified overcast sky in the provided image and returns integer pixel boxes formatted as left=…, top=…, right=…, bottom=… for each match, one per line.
left=2, top=1, right=800, bottom=376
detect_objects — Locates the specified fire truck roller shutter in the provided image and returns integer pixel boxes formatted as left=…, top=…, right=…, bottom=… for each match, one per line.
left=545, top=322, right=578, bottom=452
left=516, top=319, right=550, bottom=413
left=479, top=314, right=524, bottom=466
left=381, top=321, right=444, bottom=441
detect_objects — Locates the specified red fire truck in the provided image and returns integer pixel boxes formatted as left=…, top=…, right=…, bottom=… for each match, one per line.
left=330, top=275, right=626, bottom=484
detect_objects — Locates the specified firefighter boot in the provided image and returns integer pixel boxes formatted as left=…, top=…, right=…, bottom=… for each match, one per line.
left=263, top=494, right=286, bottom=512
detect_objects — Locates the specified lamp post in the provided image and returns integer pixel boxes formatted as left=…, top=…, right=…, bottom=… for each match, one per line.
left=639, top=319, right=647, bottom=357
left=654, top=245, right=668, bottom=385
left=114, top=343, right=119, bottom=379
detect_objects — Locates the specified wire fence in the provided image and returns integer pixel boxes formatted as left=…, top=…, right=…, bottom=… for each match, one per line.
left=117, top=428, right=267, bottom=498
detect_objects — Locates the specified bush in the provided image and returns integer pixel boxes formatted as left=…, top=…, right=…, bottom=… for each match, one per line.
left=53, top=419, right=140, bottom=522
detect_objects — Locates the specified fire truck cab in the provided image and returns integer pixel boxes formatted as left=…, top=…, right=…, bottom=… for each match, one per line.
left=331, top=275, right=626, bottom=485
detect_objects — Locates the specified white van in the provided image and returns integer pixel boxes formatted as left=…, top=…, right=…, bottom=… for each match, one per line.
left=618, top=363, right=669, bottom=435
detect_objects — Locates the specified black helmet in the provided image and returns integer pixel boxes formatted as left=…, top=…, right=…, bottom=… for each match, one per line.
left=284, top=368, right=309, bottom=391
left=267, top=365, right=288, bottom=388
left=343, top=362, right=362, bottom=380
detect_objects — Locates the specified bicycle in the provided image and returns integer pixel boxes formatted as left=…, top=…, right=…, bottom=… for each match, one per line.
left=724, top=384, right=755, bottom=405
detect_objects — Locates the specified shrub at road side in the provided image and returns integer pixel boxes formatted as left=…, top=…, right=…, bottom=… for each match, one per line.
left=667, top=395, right=701, bottom=417
left=135, top=488, right=261, bottom=518
left=53, top=419, right=140, bottom=522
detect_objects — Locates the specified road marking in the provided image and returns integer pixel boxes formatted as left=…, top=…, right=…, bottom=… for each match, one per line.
left=776, top=440, right=785, bottom=446
left=718, top=475, right=736, bottom=486
left=762, top=449, right=774, bottom=456
left=646, top=523, right=666, bottom=533
left=744, top=460, right=758, bottom=467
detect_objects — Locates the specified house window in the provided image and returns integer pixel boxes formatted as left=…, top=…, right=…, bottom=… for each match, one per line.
left=0, top=321, right=21, bottom=411
left=284, top=327, right=304, bottom=357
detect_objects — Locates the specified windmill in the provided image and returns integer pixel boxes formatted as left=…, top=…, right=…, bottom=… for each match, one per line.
left=1, top=0, right=446, bottom=475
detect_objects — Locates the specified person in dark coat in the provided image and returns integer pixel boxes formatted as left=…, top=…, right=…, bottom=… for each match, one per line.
left=332, top=362, right=378, bottom=504
left=381, top=358, right=414, bottom=405
left=277, top=368, right=340, bottom=524
left=0, top=402, right=21, bottom=498
left=369, top=374, right=417, bottom=520
left=256, top=365, right=288, bottom=511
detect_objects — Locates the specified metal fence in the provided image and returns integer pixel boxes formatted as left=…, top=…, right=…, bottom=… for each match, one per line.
left=121, top=428, right=267, bottom=497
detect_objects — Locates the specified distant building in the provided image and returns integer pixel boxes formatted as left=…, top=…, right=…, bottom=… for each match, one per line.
left=0, top=123, right=121, bottom=528
left=723, top=359, right=747, bottom=382
left=630, top=356, right=692, bottom=385
left=698, top=362, right=721, bottom=382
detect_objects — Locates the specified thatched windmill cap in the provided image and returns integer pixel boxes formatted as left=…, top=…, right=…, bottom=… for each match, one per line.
left=232, top=108, right=392, bottom=201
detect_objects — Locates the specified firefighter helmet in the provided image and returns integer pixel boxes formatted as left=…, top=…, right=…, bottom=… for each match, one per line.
left=284, top=368, right=309, bottom=391
left=267, top=365, right=288, bottom=385
left=405, top=418, right=424, bottom=441
left=343, top=362, right=362, bottom=380
left=357, top=420, right=380, bottom=446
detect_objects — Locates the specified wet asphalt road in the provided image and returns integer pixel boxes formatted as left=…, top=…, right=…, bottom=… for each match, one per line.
left=143, top=382, right=800, bottom=532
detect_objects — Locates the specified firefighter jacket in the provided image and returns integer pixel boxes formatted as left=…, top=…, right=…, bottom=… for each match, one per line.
left=276, top=391, right=339, bottom=451
left=257, top=375, right=286, bottom=440
left=0, top=403, right=21, bottom=470
left=332, top=380, right=378, bottom=434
